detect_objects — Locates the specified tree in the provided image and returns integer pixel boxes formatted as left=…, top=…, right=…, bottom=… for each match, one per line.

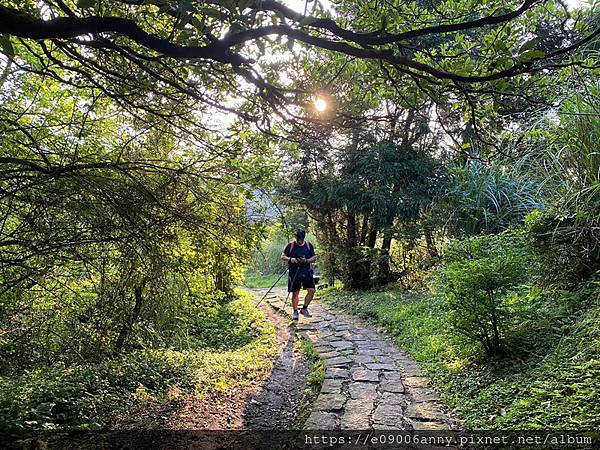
left=282, top=123, right=439, bottom=288
left=0, top=57, right=269, bottom=368
left=0, top=0, right=597, bottom=136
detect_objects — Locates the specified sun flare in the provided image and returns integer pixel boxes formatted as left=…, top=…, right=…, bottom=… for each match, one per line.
left=314, top=98, right=327, bottom=112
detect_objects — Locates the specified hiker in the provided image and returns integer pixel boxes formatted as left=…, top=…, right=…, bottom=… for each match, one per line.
left=281, top=229, right=317, bottom=321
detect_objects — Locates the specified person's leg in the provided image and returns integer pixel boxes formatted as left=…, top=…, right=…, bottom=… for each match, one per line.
left=292, top=290, right=301, bottom=310
left=291, top=290, right=301, bottom=320
left=289, top=269, right=301, bottom=311
left=302, top=272, right=316, bottom=309
left=302, top=288, right=315, bottom=309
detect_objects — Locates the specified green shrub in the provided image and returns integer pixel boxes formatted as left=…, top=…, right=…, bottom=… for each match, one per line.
left=440, top=232, right=530, bottom=356
left=526, top=209, right=600, bottom=286
left=320, top=282, right=600, bottom=429
left=438, top=160, right=543, bottom=236
left=0, top=291, right=277, bottom=432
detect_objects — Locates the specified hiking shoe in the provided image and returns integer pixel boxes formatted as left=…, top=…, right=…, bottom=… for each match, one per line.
left=300, top=307, right=312, bottom=318
left=292, top=310, right=299, bottom=321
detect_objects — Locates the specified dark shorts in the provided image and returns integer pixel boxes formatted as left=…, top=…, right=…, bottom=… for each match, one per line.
left=288, top=268, right=315, bottom=292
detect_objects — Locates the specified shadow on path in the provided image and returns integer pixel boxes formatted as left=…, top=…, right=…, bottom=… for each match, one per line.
left=242, top=289, right=310, bottom=429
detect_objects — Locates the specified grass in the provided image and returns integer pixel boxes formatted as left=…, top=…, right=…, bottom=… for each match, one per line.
left=243, top=271, right=288, bottom=289
left=318, top=283, right=600, bottom=430
left=293, top=334, right=325, bottom=429
left=0, top=290, right=277, bottom=432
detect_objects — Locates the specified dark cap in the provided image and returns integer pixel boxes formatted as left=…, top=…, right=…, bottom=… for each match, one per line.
left=295, top=229, right=306, bottom=240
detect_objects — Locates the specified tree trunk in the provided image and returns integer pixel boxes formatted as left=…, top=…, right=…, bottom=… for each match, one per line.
left=488, top=290, right=501, bottom=353
left=367, top=222, right=378, bottom=248
left=424, top=230, right=439, bottom=260
left=344, top=213, right=372, bottom=289
left=377, top=228, right=393, bottom=283
left=115, top=283, right=143, bottom=352
left=359, top=214, right=369, bottom=245
left=347, top=212, right=357, bottom=246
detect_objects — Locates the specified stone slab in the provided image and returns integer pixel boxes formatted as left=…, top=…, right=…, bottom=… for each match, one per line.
left=379, top=380, right=405, bottom=393
left=404, top=402, right=447, bottom=422
left=328, top=340, right=355, bottom=350
left=325, top=368, right=350, bottom=379
left=371, top=403, right=404, bottom=427
left=304, top=411, right=338, bottom=429
left=340, top=399, right=373, bottom=429
left=348, top=382, right=378, bottom=400
left=365, top=363, right=398, bottom=371
left=320, top=378, right=344, bottom=394
left=354, top=355, right=377, bottom=364
left=325, top=356, right=354, bottom=367
left=379, top=392, right=409, bottom=407
left=382, top=371, right=402, bottom=380
left=409, top=388, right=440, bottom=403
left=403, top=376, right=430, bottom=388
left=314, top=393, right=347, bottom=411
left=319, top=351, right=341, bottom=359
left=351, top=369, right=379, bottom=382
left=410, top=420, right=451, bottom=431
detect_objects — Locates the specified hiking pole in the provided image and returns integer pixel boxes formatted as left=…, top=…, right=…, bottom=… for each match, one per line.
left=256, top=267, right=289, bottom=307
left=282, top=268, right=300, bottom=311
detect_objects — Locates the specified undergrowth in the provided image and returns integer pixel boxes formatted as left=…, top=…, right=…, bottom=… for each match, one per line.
left=320, top=282, right=600, bottom=429
left=0, top=290, right=277, bottom=432
left=294, top=334, right=325, bottom=429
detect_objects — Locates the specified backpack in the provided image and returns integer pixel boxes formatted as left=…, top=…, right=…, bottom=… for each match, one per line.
left=289, top=240, right=312, bottom=255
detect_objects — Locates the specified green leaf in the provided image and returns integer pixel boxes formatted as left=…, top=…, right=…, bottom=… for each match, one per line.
left=380, top=15, right=388, bottom=31
left=177, top=1, right=194, bottom=13
left=519, top=49, right=546, bottom=63
left=77, top=0, right=96, bottom=9
left=0, top=35, right=14, bottom=57
left=238, top=0, right=254, bottom=10
left=519, top=37, right=541, bottom=53
left=204, top=7, right=223, bottom=19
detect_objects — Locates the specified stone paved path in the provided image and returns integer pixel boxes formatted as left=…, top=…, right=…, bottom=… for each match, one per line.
left=260, top=289, right=457, bottom=431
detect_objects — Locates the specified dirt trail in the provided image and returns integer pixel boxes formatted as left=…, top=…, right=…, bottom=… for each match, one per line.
left=112, top=293, right=310, bottom=431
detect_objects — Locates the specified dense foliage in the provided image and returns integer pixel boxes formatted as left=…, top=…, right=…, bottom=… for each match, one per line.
left=321, top=283, right=600, bottom=429
left=0, top=67, right=268, bottom=371
left=441, top=232, right=530, bottom=355
left=304, top=54, right=600, bottom=431
left=1, top=0, right=597, bottom=135
left=0, top=0, right=598, bottom=436
left=280, top=130, right=441, bottom=289
left=0, top=291, right=276, bottom=432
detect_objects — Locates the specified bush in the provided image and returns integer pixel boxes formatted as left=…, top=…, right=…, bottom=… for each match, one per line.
left=320, top=282, right=600, bottom=429
left=526, top=209, right=600, bottom=286
left=438, top=160, right=543, bottom=236
left=0, top=291, right=277, bottom=432
left=440, top=232, right=530, bottom=356
left=519, top=85, right=600, bottom=287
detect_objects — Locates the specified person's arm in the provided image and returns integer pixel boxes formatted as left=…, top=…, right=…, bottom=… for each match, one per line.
left=306, top=246, right=317, bottom=263
left=281, top=245, right=297, bottom=264
left=281, top=252, right=297, bottom=264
